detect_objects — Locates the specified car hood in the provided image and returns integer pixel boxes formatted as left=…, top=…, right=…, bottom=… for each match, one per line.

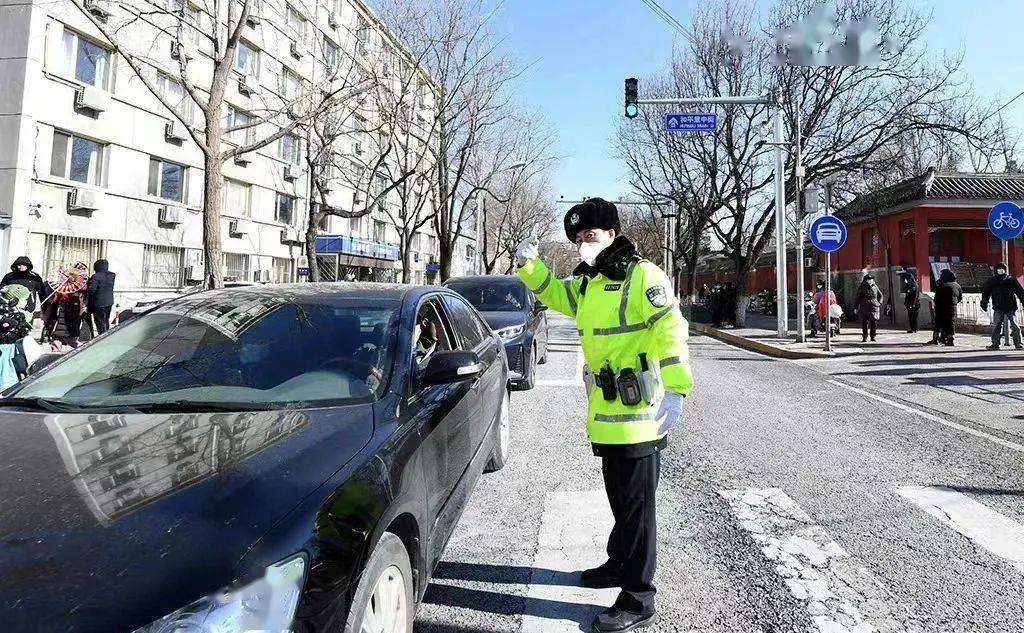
left=0, top=405, right=374, bottom=632
left=478, top=311, right=527, bottom=332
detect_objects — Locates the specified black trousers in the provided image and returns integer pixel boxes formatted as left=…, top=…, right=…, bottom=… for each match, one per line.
left=907, top=306, right=919, bottom=332
left=935, top=314, right=955, bottom=344
left=602, top=451, right=660, bottom=614
left=92, top=307, right=112, bottom=334
left=861, top=315, right=877, bottom=340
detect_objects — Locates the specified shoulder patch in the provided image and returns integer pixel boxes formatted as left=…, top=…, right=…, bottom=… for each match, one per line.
left=646, top=285, right=668, bottom=307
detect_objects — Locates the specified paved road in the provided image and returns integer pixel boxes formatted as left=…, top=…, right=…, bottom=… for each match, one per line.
left=415, top=313, right=1024, bottom=633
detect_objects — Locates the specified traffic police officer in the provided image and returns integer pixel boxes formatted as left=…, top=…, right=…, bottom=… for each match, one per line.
left=515, top=197, right=694, bottom=633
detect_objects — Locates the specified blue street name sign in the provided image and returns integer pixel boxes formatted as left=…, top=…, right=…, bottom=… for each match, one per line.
left=987, top=201, right=1024, bottom=240
left=665, top=113, right=717, bottom=132
left=809, top=215, right=848, bottom=253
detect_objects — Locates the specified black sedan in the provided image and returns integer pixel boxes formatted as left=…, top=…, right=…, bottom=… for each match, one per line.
left=0, top=283, right=511, bottom=633
left=444, top=275, right=548, bottom=390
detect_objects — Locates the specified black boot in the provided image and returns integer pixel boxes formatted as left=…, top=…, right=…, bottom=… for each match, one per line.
left=579, top=562, right=622, bottom=589
left=591, top=606, right=656, bottom=632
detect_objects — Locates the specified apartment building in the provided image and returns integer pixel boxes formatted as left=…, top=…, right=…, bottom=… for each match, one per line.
left=0, top=0, right=447, bottom=309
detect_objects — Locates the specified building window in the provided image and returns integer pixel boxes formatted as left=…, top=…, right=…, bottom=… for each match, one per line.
left=226, top=107, right=253, bottom=145
left=373, top=220, right=386, bottom=243
left=234, top=40, right=260, bottom=78
left=279, top=133, right=301, bottom=163
left=273, top=257, right=294, bottom=283
left=143, top=245, right=185, bottom=287
left=356, top=16, right=371, bottom=55
left=148, top=157, right=187, bottom=202
left=50, top=131, right=104, bottom=185
left=323, top=35, right=340, bottom=69
left=428, top=234, right=437, bottom=256
left=350, top=215, right=362, bottom=235
left=222, top=178, right=251, bottom=216
left=62, top=28, right=112, bottom=89
left=158, top=73, right=193, bottom=124
left=224, top=252, right=250, bottom=281
left=276, top=193, right=296, bottom=225
left=40, top=235, right=105, bottom=281
left=286, top=5, right=307, bottom=41
left=280, top=68, right=300, bottom=99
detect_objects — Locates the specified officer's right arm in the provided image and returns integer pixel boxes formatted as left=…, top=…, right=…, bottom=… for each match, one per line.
left=517, top=258, right=580, bottom=318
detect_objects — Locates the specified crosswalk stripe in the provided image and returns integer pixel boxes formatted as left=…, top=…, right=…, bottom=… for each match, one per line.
left=521, top=489, right=617, bottom=632
left=896, top=485, right=1024, bottom=575
left=720, top=488, right=911, bottom=633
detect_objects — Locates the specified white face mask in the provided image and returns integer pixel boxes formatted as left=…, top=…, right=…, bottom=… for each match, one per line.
left=578, top=235, right=613, bottom=266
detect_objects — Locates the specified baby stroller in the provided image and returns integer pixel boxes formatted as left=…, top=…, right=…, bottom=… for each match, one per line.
left=809, top=299, right=843, bottom=337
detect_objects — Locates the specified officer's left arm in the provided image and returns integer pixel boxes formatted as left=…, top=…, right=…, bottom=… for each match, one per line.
left=636, top=262, right=694, bottom=397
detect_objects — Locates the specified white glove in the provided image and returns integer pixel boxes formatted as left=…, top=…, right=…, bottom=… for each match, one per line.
left=656, top=391, right=684, bottom=432
left=515, top=236, right=540, bottom=267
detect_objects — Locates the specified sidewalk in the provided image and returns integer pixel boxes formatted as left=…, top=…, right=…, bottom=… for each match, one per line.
left=690, top=313, right=1000, bottom=359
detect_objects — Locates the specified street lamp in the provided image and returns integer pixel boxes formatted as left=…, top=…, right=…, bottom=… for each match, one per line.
left=476, top=161, right=528, bottom=275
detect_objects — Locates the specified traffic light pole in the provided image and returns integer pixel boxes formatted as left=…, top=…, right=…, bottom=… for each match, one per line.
left=633, top=93, right=789, bottom=336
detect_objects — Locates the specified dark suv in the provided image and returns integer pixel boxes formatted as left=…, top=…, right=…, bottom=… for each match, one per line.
left=444, top=275, right=548, bottom=390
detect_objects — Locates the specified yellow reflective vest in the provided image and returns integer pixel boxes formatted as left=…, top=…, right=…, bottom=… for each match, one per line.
left=518, top=256, right=694, bottom=445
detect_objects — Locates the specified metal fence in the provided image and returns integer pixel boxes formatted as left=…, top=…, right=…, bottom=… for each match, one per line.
left=142, top=245, right=185, bottom=288
left=39, top=234, right=105, bottom=282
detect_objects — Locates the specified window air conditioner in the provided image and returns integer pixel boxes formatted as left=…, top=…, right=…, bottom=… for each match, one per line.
left=159, top=205, right=184, bottom=224
left=354, top=142, right=363, bottom=155
left=69, top=188, right=104, bottom=211
left=281, top=227, right=301, bottom=243
left=246, top=13, right=261, bottom=26
left=283, top=164, right=299, bottom=181
left=74, top=86, right=110, bottom=113
left=229, top=219, right=251, bottom=235
left=328, top=12, right=339, bottom=28
left=289, top=40, right=305, bottom=59
left=237, top=76, right=255, bottom=96
left=170, top=41, right=195, bottom=61
left=234, top=154, right=251, bottom=167
left=165, top=119, right=188, bottom=142
left=83, top=0, right=112, bottom=19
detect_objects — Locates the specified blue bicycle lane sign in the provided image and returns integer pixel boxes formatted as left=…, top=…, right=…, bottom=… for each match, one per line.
left=809, top=215, right=848, bottom=253
left=988, top=201, right=1024, bottom=240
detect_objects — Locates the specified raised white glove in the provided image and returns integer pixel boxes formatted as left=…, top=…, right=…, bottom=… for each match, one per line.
left=515, top=236, right=540, bottom=267
left=656, top=391, right=684, bottom=432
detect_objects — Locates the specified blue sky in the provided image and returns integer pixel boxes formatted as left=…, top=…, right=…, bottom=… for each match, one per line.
left=496, top=0, right=1024, bottom=201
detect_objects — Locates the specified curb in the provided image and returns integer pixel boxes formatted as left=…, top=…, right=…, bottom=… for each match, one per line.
left=690, top=322, right=836, bottom=359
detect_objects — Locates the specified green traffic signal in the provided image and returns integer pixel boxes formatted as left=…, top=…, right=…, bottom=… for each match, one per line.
left=625, top=77, right=639, bottom=119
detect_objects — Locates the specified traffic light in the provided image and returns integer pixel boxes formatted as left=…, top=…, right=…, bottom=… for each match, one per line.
left=624, top=77, right=639, bottom=118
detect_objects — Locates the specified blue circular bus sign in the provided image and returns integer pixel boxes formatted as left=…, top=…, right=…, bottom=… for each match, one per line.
left=988, top=201, right=1024, bottom=240
left=809, top=216, right=848, bottom=253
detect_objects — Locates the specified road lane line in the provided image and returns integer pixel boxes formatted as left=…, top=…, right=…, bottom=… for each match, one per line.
left=827, top=380, right=1024, bottom=454
left=521, top=489, right=617, bottom=632
left=896, top=486, right=1024, bottom=575
left=720, top=488, right=913, bottom=633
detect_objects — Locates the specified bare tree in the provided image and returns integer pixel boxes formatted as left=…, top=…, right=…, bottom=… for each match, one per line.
left=480, top=176, right=558, bottom=274
left=75, top=0, right=365, bottom=288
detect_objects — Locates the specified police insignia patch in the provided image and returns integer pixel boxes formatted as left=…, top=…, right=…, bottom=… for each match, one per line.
left=646, top=285, right=668, bottom=307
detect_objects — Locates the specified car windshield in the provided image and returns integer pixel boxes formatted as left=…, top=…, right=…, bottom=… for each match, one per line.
left=448, top=281, right=526, bottom=312
left=7, top=291, right=398, bottom=410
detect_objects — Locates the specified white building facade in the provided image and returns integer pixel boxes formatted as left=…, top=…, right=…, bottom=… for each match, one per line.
left=0, top=0, right=452, bottom=312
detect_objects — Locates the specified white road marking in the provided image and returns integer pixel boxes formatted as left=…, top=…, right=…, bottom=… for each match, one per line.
left=896, top=486, right=1024, bottom=575
left=536, top=334, right=585, bottom=388
left=720, top=488, right=912, bottom=633
left=828, top=380, right=1024, bottom=454
left=521, top=489, right=617, bottom=632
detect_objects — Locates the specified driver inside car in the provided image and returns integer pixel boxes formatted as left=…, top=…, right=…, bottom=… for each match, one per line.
left=413, top=316, right=438, bottom=366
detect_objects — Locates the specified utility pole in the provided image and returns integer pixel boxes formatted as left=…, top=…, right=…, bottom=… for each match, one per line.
left=794, top=113, right=806, bottom=343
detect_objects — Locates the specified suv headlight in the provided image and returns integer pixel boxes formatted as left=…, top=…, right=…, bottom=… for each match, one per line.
left=495, top=324, right=525, bottom=341
left=134, top=555, right=305, bottom=633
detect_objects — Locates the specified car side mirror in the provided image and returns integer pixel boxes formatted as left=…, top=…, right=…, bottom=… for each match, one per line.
left=421, top=350, right=484, bottom=385
left=533, top=300, right=547, bottom=312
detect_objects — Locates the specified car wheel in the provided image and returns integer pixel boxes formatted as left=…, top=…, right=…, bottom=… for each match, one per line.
left=485, top=389, right=511, bottom=472
left=343, top=532, right=414, bottom=633
left=521, top=343, right=537, bottom=390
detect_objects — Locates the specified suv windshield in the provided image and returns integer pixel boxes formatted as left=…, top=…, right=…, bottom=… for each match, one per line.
left=448, top=281, right=527, bottom=312
left=7, top=291, right=398, bottom=410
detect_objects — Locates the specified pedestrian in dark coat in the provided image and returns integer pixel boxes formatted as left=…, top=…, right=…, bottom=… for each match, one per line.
left=903, top=272, right=921, bottom=333
left=980, top=262, right=1024, bottom=350
left=87, top=259, right=116, bottom=335
left=723, top=281, right=738, bottom=327
left=930, top=269, right=962, bottom=346
left=855, top=274, right=884, bottom=342
left=0, top=256, right=46, bottom=314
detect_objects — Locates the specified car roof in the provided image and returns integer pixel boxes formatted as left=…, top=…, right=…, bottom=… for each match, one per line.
left=174, top=282, right=446, bottom=305
left=444, top=275, right=524, bottom=286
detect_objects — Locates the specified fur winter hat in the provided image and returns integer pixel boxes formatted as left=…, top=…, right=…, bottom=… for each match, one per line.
left=564, top=198, right=621, bottom=241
